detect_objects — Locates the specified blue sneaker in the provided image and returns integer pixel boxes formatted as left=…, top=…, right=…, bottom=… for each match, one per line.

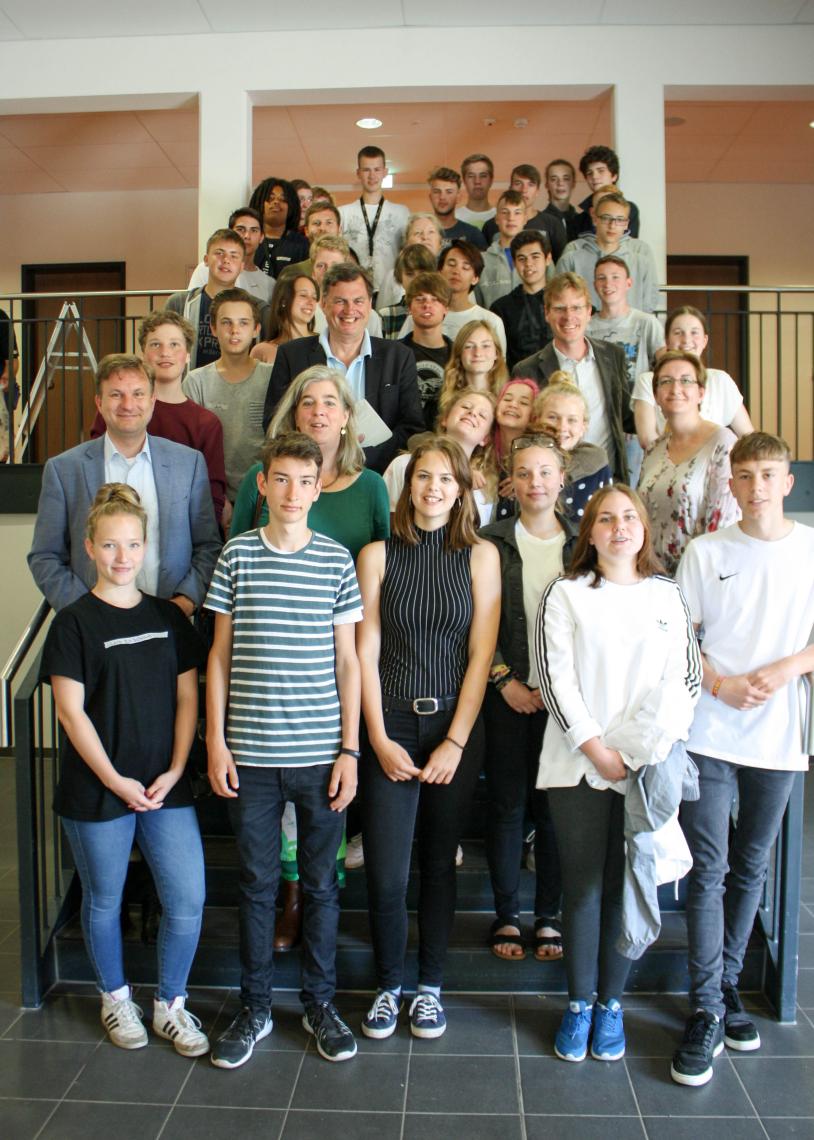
left=362, top=990, right=402, bottom=1039
left=554, top=1001, right=593, bottom=1062
left=591, top=999, right=625, bottom=1060
left=408, top=992, right=446, bottom=1039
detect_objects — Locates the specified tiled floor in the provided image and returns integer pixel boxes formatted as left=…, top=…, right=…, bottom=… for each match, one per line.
left=1, top=760, right=813, bottom=1138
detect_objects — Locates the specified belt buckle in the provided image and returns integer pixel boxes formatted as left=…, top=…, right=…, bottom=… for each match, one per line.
left=412, top=697, right=439, bottom=716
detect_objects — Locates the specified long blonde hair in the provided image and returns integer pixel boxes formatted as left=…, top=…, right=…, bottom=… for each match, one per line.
left=439, top=320, right=508, bottom=408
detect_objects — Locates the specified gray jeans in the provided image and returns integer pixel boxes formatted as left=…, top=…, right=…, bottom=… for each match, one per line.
left=681, top=752, right=796, bottom=1017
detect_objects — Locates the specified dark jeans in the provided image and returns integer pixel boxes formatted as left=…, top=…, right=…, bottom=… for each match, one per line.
left=361, top=707, right=483, bottom=990
left=228, top=763, right=345, bottom=1009
left=483, top=685, right=561, bottom=923
left=682, top=752, right=797, bottom=1018
left=548, top=779, right=632, bottom=1004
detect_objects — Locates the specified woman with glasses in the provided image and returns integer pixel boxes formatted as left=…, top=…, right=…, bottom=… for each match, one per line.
left=633, top=306, right=754, bottom=452
left=481, top=435, right=576, bottom=962
left=638, top=351, right=739, bottom=575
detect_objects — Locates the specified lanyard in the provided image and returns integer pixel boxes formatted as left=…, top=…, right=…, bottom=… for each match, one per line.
left=360, top=196, right=385, bottom=258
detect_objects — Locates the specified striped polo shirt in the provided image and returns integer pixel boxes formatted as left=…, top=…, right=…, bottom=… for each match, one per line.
left=205, top=528, right=362, bottom=766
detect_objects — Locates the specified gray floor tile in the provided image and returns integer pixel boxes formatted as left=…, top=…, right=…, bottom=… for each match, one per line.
left=643, top=1117, right=766, bottom=1139
left=796, top=969, right=814, bottom=1007
left=65, top=1040, right=194, bottom=1104
left=0, top=1098, right=59, bottom=1139
left=761, top=1119, right=814, bottom=1138
left=402, top=1003, right=515, bottom=1055
left=0, top=1039, right=95, bottom=1099
left=284, top=1109, right=402, bottom=1139
left=39, top=1100, right=170, bottom=1139
left=525, top=1116, right=645, bottom=1139
left=798, top=908, right=814, bottom=934
left=798, top=935, right=814, bottom=968
left=520, top=1055, right=638, bottom=1116
left=162, top=1105, right=286, bottom=1139
left=4, top=992, right=105, bottom=1043
left=179, top=1048, right=303, bottom=1109
left=730, top=1057, right=814, bottom=1116
left=407, top=1054, right=519, bottom=1115
left=405, top=1112, right=524, bottom=1139
left=291, top=1051, right=407, bottom=1112
left=626, top=1055, right=755, bottom=1117
left=514, top=999, right=566, bottom=1055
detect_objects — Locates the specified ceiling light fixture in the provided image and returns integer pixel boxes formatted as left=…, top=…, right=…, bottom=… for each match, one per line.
left=356, top=117, right=382, bottom=129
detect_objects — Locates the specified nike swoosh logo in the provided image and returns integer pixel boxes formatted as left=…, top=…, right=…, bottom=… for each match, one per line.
left=719, top=573, right=739, bottom=580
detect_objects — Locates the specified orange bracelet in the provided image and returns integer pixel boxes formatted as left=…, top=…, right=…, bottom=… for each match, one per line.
left=711, top=676, right=726, bottom=700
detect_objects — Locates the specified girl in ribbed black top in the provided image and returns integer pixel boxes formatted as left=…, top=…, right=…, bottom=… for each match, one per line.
left=356, top=437, right=500, bottom=1042
left=379, top=525, right=472, bottom=700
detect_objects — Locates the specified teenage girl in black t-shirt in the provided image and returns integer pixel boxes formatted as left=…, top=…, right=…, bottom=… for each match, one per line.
left=41, top=484, right=209, bottom=1057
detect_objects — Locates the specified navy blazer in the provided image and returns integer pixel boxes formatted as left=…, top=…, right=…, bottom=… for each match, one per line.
left=512, top=337, right=633, bottom=484
left=264, top=335, right=425, bottom=473
left=28, top=434, right=221, bottom=612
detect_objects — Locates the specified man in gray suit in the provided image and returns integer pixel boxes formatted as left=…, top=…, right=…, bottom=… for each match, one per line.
left=512, top=271, right=633, bottom=484
left=28, top=353, right=221, bottom=613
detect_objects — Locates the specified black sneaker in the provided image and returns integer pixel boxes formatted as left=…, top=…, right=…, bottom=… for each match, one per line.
left=303, top=1001, right=358, bottom=1062
left=670, top=1010, right=724, bottom=1087
left=722, top=984, right=761, bottom=1051
left=210, top=1006, right=272, bottom=1069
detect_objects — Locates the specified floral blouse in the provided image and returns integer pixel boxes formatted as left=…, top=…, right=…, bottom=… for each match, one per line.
left=638, top=427, right=740, bottom=576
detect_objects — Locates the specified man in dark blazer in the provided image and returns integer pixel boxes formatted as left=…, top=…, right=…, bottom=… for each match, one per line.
left=263, top=263, right=424, bottom=472
left=28, top=353, right=221, bottom=613
left=512, top=271, right=633, bottom=484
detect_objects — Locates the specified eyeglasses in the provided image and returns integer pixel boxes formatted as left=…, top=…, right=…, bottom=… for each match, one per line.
left=655, top=376, right=699, bottom=389
left=549, top=304, right=587, bottom=316
left=596, top=215, right=628, bottom=227
left=511, top=433, right=561, bottom=453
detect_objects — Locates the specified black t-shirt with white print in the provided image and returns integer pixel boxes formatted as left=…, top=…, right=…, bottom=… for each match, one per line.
left=41, top=592, right=206, bottom=821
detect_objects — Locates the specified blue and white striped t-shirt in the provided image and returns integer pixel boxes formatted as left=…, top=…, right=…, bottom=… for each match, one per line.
left=205, top=528, right=362, bottom=767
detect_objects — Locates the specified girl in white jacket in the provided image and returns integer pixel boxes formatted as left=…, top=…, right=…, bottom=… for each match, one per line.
left=535, top=485, right=700, bottom=1064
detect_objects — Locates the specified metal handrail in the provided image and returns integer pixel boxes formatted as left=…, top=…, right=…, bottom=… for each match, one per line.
left=1, top=598, right=50, bottom=749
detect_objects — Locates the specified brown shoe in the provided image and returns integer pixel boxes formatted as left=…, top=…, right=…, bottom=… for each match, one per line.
left=274, top=879, right=302, bottom=951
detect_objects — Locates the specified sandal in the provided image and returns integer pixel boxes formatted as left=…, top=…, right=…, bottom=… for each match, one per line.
left=489, top=918, right=526, bottom=961
left=534, top=918, right=563, bottom=961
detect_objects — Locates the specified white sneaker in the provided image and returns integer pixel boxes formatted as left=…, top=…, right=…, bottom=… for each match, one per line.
left=101, top=988, right=148, bottom=1050
left=153, top=997, right=210, bottom=1057
left=345, top=833, right=365, bottom=870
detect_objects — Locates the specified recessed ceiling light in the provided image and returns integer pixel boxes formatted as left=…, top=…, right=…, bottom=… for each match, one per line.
left=382, top=174, right=393, bottom=189
left=809, top=121, right=814, bottom=128
left=356, top=117, right=382, bottom=130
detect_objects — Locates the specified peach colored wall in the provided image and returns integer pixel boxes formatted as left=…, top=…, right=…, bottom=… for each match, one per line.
left=0, top=189, right=198, bottom=300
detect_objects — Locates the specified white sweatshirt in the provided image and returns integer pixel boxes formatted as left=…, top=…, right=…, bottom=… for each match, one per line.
left=535, top=573, right=701, bottom=791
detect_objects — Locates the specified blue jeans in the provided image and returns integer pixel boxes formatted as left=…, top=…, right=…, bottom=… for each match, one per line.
left=681, top=752, right=796, bottom=1017
left=62, top=807, right=205, bottom=1002
left=228, top=763, right=344, bottom=1009
left=361, top=707, right=484, bottom=990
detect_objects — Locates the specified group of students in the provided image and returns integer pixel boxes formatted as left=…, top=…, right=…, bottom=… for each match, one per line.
left=41, top=408, right=813, bottom=1088
left=32, top=145, right=813, bottom=1093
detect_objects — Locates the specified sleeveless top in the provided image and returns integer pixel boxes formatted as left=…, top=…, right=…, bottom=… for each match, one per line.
left=379, top=526, right=473, bottom=700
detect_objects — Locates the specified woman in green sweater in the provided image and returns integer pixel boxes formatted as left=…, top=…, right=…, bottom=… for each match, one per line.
left=231, top=364, right=389, bottom=560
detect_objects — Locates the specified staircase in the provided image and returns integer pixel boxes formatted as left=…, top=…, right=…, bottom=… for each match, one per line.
left=51, top=782, right=764, bottom=996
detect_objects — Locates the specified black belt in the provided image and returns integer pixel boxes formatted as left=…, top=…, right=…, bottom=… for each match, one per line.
left=383, top=695, right=458, bottom=716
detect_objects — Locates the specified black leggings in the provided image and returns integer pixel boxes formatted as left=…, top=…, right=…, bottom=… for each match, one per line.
left=361, top=707, right=483, bottom=990
left=548, top=779, right=632, bottom=1004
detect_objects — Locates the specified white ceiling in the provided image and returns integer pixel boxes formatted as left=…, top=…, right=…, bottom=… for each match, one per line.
left=0, top=93, right=812, bottom=198
left=0, top=0, right=812, bottom=39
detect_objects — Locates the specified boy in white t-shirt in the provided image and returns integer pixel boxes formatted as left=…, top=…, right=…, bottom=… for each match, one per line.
left=671, top=432, right=814, bottom=1089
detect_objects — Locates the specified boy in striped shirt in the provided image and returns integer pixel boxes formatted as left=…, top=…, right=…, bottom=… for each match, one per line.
left=205, top=432, right=362, bottom=1068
